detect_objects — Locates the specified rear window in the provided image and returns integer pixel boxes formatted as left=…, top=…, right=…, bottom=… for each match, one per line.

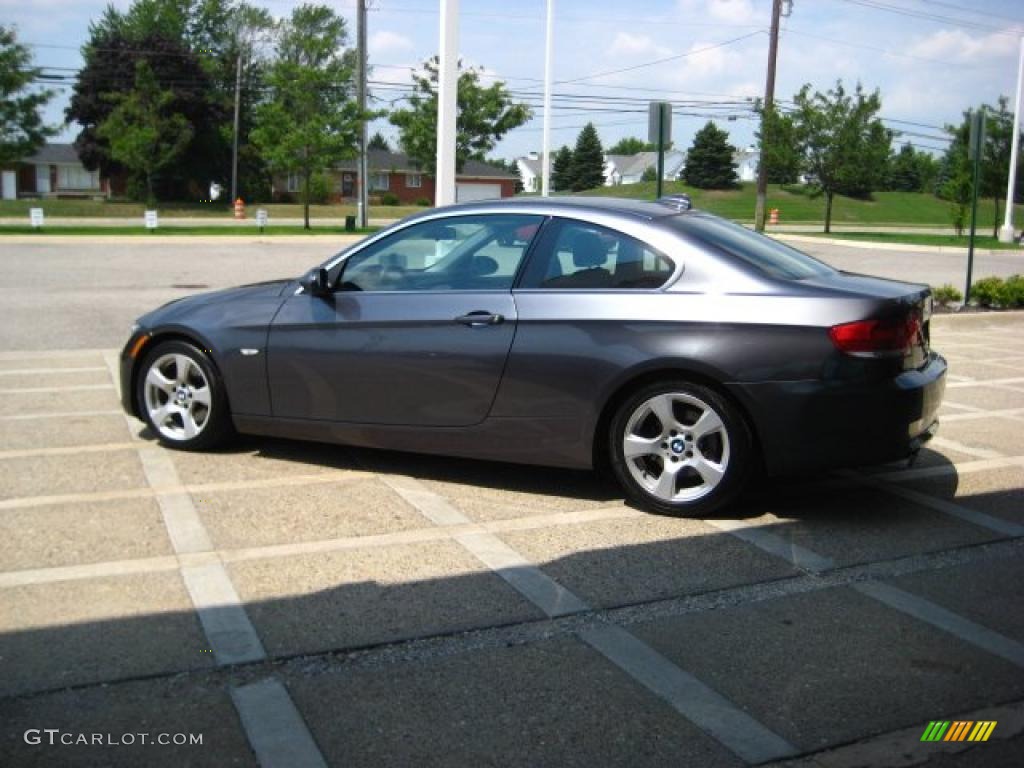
left=666, top=215, right=835, bottom=280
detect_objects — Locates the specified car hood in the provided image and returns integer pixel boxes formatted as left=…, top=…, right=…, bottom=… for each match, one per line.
left=139, top=278, right=294, bottom=326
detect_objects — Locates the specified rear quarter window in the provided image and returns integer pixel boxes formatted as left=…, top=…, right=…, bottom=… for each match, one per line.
left=666, top=215, right=835, bottom=280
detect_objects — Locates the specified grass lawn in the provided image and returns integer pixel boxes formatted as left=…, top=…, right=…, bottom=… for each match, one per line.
left=578, top=181, right=1019, bottom=228
left=0, top=225, right=378, bottom=236
left=797, top=231, right=1023, bottom=250
left=0, top=199, right=423, bottom=220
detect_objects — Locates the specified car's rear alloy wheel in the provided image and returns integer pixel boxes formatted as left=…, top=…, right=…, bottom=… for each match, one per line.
left=610, top=381, right=751, bottom=516
left=138, top=341, right=231, bottom=450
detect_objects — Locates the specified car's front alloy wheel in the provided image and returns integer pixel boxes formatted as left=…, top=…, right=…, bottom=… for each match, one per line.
left=610, top=381, right=751, bottom=516
left=137, top=341, right=230, bottom=450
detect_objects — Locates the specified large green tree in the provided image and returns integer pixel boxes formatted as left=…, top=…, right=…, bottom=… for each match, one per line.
left=389, top=58, right=531, bottom=173
left=607, top=136, right=646, bottom=155
left=755, top=102, right=800, bottom=185
left=97, top=61, right=194, bottom=205
left=683, top=121, right=738, bottom=189
left=791, top=80, right=892, bottom=232
left=0, top=25, right=55, bottom=167
left=250, top=4, right=362, bottom=228
left=569, top=123, right=605, bottom=191
left=551, top=145, right=574, bottom=192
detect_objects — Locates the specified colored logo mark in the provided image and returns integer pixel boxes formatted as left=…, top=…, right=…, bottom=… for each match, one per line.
left=920, top=721, right=997, bottom=742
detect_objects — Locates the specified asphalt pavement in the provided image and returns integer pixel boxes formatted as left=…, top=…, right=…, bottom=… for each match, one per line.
left=0, top=237, right=1022, bottom=767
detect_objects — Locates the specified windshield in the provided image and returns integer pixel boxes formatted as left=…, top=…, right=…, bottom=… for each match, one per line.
left=665, top=214, right=835, bottom=280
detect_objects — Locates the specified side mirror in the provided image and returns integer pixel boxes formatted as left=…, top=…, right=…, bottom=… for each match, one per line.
left=302, top=268, right=330, bottom=298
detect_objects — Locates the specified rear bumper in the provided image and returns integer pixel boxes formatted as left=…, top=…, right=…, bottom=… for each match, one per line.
left=731, top=352, right=947, bottom=476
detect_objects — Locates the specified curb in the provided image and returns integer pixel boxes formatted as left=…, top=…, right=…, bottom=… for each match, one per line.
left=772, top=233, right=1017, bottom=257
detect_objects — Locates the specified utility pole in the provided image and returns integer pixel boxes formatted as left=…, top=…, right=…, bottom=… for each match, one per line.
left=965, top=109, right=986, bottom=306
left=231, top=53, right=242, bottom=203
left=998, top=35, right=1023, bottom=243
left=540, top=0, right=554, bottom=197
left=754, top=0, right=785, bottom=232
left=357, top=0, right=369, bottom=228
left=435, top=0, right=460, bottom=206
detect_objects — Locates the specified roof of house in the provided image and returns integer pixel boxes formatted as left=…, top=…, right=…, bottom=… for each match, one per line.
left=23, top=143, right=83, bottom=165
left=606, top=151, right=686, bottom=178
left=336, top=149, right=515, bottom=179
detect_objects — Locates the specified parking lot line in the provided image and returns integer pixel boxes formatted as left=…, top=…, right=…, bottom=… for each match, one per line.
left=0, top=408, right=122, bottom=421
left=0, top=348, right=112, bottom=361
left=0, top=366, right=108, bottom=376
left=940, top=408, right=1024, bottom=422
left=230, top=678, right=328, bottom=768
left=853, top=582, right=1024, bottom=669
left=0, top=441, right=135, bottom=460
left=180, top=564, right=266, bottom=665
left=704, top=518, right=836, bottom=573
left=947, top=376, right=1024, bottom=388
left=0, top=554, right=181, bottom=588
left=0, top=384, right=112, bottom=394
left=864, top=480, right=1024, bottom=538
left=928, top=436, right=1005, bottom=461
left=581, top=625, right=799, bottom=764
left=380, top=475, right=473, bottom=526
left=874, top=455, right=1024, bottom=483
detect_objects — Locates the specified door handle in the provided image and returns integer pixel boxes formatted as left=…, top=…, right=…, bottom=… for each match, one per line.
left=455, top=311, right=504, bottom=327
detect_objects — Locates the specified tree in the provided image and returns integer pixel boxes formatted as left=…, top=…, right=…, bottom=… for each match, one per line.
left=886, top=143, right=922, bottom=192
left=97, top=61, right=194, bottom=205
left=754, top=102, right=800, bottom=185
left=551, top=145, right=574, bottom=192
left=368, top=131, right=391, bottom=151
left=791, top=81, right=892, bottom=232
left=683, top=121, right=738, bottom=189
left=389, top=58, right=530, bottom=174
left=251, top=4, right=362, bottom=229
left=607, top=136, right=646, bottom=155
left=0, top=25, right=55, bottom=167
left=570, top=122, right=605, bottom=191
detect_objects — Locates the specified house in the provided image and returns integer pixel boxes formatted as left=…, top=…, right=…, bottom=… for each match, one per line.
left=1, top=143, right=105, bottom=200
left=272, top=149, right=517, bottom=205
left=603, top=151, right=686, bottom=186
left=733, top=146, right=760, bottom=183
left=515, top=152, right=552, bottom=193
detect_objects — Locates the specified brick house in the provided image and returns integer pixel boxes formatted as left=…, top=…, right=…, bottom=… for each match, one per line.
left=1, top=143, right=108, bottom=200
left=272, top=149, right=517, bottom=205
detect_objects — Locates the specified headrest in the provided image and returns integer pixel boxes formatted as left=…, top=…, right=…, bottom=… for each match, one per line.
left=570, top=231, right=607, bottom=268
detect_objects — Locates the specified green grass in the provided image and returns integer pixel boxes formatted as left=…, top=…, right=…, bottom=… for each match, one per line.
left=0, top=225, right=379, bottom=236
left=797, top=231, right=1022, bottom=250
left=578, top=182, right=1019, bottom=228
left=0, top=199, right=423, bottom=219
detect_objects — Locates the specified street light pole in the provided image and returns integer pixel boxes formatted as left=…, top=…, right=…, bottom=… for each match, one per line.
left=540, top=0, right=554, bottom=197
left=754, top=0, right=783, bottom=232
left=435, top=0, right=459, bottom=206
left=357, top=0, right=369, bottom=228
left=998, top=35, right=1023, bottom=244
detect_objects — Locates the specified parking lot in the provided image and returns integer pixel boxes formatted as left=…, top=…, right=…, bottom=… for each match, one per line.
left=1, top=238, right=1023, bottom=767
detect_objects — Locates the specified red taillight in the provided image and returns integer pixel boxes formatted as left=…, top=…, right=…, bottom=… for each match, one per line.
left=829, top=315, right=920, bottom=356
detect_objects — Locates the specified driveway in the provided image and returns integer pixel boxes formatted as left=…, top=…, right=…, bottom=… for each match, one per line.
left=1, top=238, right=1022, bottom=766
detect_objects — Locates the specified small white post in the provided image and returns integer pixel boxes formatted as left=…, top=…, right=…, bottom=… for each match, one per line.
left=999, top=36, right=1024, bottom=243
left=435, top=0, right=460, bottom=207
left=540, top=0, right=554, bottom=197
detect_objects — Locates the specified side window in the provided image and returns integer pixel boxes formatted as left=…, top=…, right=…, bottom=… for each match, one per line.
left=519, top=219, right=675, bottom=290
left=337, top=214, right=543, bottom=292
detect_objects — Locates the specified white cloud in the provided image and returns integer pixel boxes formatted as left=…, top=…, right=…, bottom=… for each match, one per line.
left=369, top=30, right=414, bottom=55
left=907, top=29, right=1019, bottom=64
left=608, top=32, right=673, bottom=59
left=708, top=0, right=757, bottom=25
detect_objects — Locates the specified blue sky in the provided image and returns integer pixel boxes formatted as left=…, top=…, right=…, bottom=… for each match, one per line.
left=4, top=0, right=1024, bottom=161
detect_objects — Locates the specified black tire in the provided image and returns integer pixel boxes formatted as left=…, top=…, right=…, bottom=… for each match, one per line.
left=609, top=379, right=752, bottom=516
left=136, top=340, right=232, bottom=451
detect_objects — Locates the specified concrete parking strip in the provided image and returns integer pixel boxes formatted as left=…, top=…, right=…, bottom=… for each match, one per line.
left=230, top=678, right=328, bottom=768
left=852, top=581, right=1024, bottom=668
left=703, top=518, right=837, bottom=574
left=928, top=436, right=1005, bottom=460
left=946, top=376, right=1024, bottom=388
left=0, top=441, right=135, bottom=460
left=180, top=564, right=266, bottom=665
left=0, top=366, right=108, bottom=376
left=0, top=408, right=122, bottom=420
left=939, top=408, right=1024, bottom=422
left=0, top=384, right=112, bottom=394
left=865, top=479, right=1024, bottom=538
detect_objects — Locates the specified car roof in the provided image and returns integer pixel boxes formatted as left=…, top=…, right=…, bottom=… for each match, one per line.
left=426, top=195, right=693, bottom=223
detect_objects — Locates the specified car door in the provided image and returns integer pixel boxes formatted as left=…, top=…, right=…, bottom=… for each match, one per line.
left=266, top=213, right=544, bottom=427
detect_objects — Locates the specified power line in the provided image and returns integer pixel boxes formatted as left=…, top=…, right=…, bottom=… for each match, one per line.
left=829, top=0, right=1020, bottom=36
left=911, top=0, right=1024, bottom=25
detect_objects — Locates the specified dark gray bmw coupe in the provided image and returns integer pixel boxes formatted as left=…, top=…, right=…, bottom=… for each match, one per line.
left=119, top=196, right=946, bottom=516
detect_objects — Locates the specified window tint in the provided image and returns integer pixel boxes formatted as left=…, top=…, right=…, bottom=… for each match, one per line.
left=337, top=214, right=543, bottom=292
left=520, top=219, right=675, bottom=290
left=666, top=214, right=834, bottom=280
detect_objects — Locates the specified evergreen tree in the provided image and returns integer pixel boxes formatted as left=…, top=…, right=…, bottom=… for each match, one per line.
left=886, top=143, right=922, bottom=192
left=569, top=122, right=605, bottom=191
left=368, top=131, right=391, bottom=151
left=551, top=145, right=574, bottom=192
left=683, top=121, right=738, bottom=189
left=607, top=136, right=645, bottom=155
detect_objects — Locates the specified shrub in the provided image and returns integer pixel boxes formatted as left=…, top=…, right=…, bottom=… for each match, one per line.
left=997, top=274, right=1024, bottom=308
left=415, top=196, right=431, bottom=207
left=970, top=276, right=1004, bottom=307
left=932, top=284, right=962, bottom=307
left=381, top=192, right=400, bottom=206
